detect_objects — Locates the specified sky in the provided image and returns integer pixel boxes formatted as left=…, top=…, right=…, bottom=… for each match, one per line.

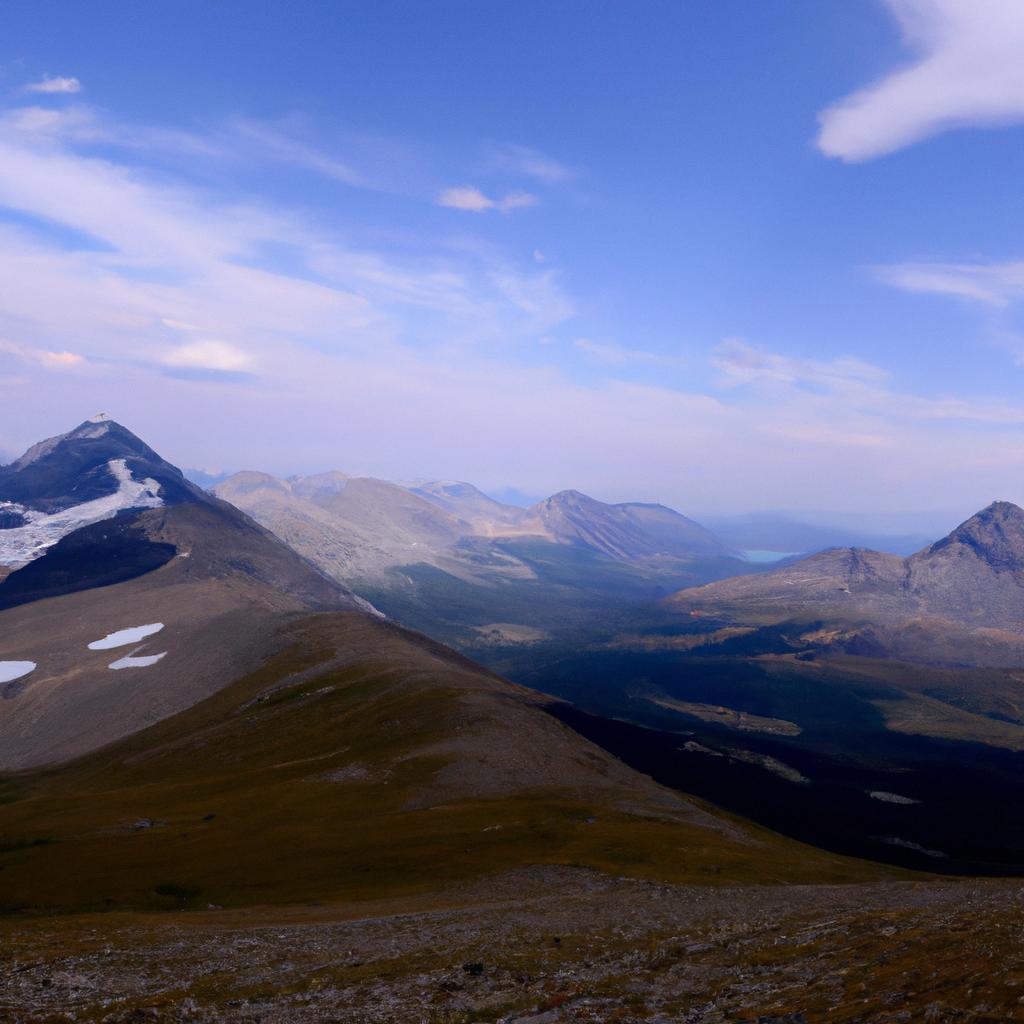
left=2, top=0, right=1024, bottom=521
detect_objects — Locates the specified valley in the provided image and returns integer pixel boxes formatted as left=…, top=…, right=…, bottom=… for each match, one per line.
left=206, top=447, right=1024, bottom=876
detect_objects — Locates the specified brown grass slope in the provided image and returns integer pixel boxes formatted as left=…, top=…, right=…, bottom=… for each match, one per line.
left=0, top=499, right=365, bottom=770
left=0, top=612, right=897, bottom=916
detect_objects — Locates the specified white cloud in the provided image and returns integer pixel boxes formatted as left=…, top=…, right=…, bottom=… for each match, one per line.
left=233, top=120, right=364, bottom=186
left=489, top=143, right=576, bottom=184
left=25, top=75, right=82, bottom=95
left=437, top=186, right=495, bottom=211
left=437, top=185, right=536, bottom=213
left=712, top=338, right=1024, bottom=426
left=575, top=337, right=685, bottom=368
left=875, top=259, right=1024, bottom=305
left=162, top=340, right=251, bottom=372
left=712, top=338, right=888, bottom=391
left=0, top=339, right=85, bottom=369
left=818, top=0, right=1024, bottom=161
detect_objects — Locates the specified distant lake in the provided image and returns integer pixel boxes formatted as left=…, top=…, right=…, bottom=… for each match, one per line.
left=741, top=549, right=801, bottom=562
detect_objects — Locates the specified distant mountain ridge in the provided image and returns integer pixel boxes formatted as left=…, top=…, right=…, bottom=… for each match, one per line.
left=216, top=470, right=733, bottom=580
left=214, top=469, right=748, bottom=648
left=669, top=500, right=1024, bottom=663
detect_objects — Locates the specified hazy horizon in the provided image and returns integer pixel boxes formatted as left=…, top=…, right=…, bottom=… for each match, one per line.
left=0, top=413, right=979, bottom=543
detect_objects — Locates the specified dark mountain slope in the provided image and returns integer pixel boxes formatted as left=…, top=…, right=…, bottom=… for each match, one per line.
left=0, top=414, right=204, bottom=512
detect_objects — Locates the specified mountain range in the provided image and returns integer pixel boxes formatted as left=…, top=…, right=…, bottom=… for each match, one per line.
left=669, top=500, right=1024, bottom=666
left=213, top=468, right=749, bottom=647
left=215, top=470, right=732, bottom=580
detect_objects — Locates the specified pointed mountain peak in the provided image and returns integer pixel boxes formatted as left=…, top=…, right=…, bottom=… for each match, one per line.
left=538, top=488, right=600, bottom=510
left=926, top=500, right=1024, bottom=570
left=0, top=418, right=205, bottom=514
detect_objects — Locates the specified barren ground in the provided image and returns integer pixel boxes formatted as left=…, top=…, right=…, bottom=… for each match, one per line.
left=4, top=867, right=1024, bottom=1023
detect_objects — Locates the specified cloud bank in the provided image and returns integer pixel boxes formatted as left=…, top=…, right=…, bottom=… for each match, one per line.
left=818, top=0, right=1024, bottom=161
left=437, top=185, right=536, bottom=212
left=25, top=75, right=82, bottom=95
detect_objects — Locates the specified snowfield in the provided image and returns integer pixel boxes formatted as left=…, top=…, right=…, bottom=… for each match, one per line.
left=0, top=661, right=36, bottom=683
left=0, top=459, right=164, bottom=567
left=109, top=650, right=167, bottom=670
left=88, top=622, right=165, bottom=650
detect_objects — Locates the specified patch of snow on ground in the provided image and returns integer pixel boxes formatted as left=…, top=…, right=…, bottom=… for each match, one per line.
left=869, top=790, right=919, bottom=805
left=0, top=459, right=164, bottom=567
left=88, top=622, right=164, bottom=650
left=0, top=661, right=35, bottom=683
left=883, top=836, right=947, bottom=858
left=109, top=650, right=167, bottom=670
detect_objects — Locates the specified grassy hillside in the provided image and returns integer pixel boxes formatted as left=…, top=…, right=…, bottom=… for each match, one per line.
left=0, top=613, right=898, bottom=916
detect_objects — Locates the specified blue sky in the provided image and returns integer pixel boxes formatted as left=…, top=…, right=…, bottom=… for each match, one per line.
left=2, top=0, right=1024, bottom=520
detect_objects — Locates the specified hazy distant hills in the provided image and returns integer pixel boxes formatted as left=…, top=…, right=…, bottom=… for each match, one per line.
left=217, top=472, right=733, bottom=576
left=215, top=469, right=749, bottom=645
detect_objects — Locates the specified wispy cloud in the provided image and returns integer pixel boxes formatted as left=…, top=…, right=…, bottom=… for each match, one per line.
left=488, top=143, right=576, bottom=184
left=233, top=120, right=365, bottom=186
left=713, top=339, right=887, bottom=391
left=817, top=0, right=1024, bottom=161
left=575, top=337, right=685, bottom=368
left=0, top=96, right=573, bottom=398
left=436, top=185, right=536, bottom=213
left=0, top=339, right=85, bottom=369
left=875, top=259, right=1024, bottom=306
left=712, top=338, right=1024, bottom=426
left=25, top=75, right=82, bottom=95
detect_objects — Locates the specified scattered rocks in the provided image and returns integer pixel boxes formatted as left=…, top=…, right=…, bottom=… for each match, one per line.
left=2, top=869, right=1023, bottom=1023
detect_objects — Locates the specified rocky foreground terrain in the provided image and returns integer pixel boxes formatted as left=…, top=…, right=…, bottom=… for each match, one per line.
left=4, top=866, right=1024, bottom=1023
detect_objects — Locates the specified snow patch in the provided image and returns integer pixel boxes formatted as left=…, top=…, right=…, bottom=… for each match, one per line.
left=869, top=790, right=919, bottom=805
left=109, top=650, right=167, bottom=670
left=0, top=660, right=35, bottom=683
left=0, top=459, right=164, bottom=567
left=88, top=622, right=164, bottom=650
left=882, top=836, right=946, bottom=858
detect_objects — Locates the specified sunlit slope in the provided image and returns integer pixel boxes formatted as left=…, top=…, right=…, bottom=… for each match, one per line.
left=0, top=612, right=897, bottom=914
